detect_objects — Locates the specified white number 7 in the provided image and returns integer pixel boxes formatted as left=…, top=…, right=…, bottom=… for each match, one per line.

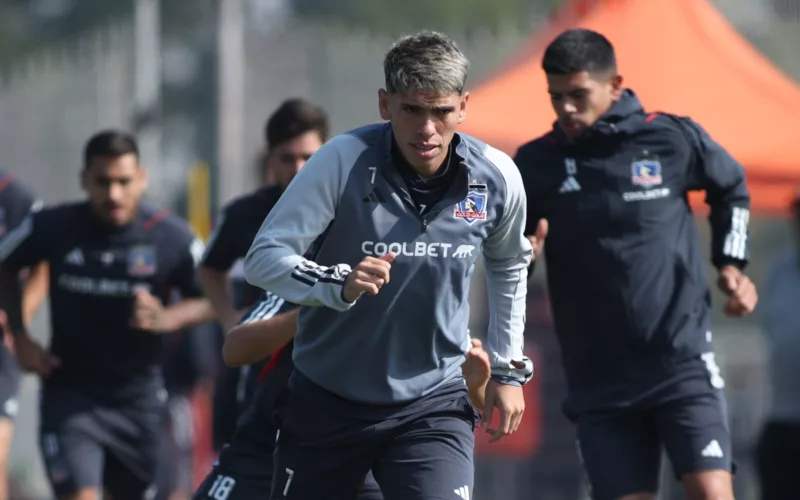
left=418, top=204, right=426, bottom=214
left=283, top=468, right=295, bottom=496
left=368, top=167, right=377, bottom=184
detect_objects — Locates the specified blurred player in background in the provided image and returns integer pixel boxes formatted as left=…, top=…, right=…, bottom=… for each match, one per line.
left=245, top=31, right=533, bottom=500
left=200, top=98, right=329, bottom=333
left=155, top=291, right=217, bottom=500
left=198, top=99, right=330, bottom=451
left=515, top=29, right=756, bottom=500
left=194, top=289, right=492, bottom=500
left=756, top=194, right=800, bottom=500
left=0, top=131, right=212, bottom=500
left=0, top=170, right=49, bottom=500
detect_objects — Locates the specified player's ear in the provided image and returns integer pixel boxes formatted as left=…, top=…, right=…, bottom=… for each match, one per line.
left=610, top=74, right=623, bottom=99
left=378, top=89, right=391, bottom=121
left=458, top=91, right=469, bottom=124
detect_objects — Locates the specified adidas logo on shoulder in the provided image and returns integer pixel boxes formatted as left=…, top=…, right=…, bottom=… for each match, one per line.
left=363, top=188, right=386, bottom=203
left=559, top=176, right=581, bottom=193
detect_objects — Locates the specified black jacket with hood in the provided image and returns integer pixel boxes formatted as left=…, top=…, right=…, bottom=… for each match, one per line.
left=514, top=90, right=750, bottom=416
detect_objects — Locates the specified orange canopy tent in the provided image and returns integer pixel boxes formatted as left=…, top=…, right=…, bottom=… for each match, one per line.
left=461, top=0, right=800, bottom=215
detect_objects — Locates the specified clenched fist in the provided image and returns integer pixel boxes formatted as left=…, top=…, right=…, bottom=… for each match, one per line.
left=717, top=265, right=758, bottom=317
left=130, top=288, right=167, bottom=332
left=342, top=253, right=396, bottom=303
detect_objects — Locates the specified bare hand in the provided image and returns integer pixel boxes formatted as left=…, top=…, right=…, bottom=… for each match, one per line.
left=14, top=333, right=60, bottom=376
left=130, top=289, right=167, bottom=332
left=527, top=219, right=548, bottom=260
left=342, top=253, right=396, bottom=303
left=462, top=339, right=491, bottom=409
left=482, top=379, right=525, bottom=443
left=717, top=265, right=757, bottom=317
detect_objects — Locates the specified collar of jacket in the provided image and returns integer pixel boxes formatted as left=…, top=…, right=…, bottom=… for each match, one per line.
left=375, top=122, right=472, bottom=211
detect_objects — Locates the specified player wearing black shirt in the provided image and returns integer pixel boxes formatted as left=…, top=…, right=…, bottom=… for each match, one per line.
left=200, top=98, right=330, bottom=332
left=0, top=131, right=213, bottom=500
left=199, top=99, right=330, bottom=447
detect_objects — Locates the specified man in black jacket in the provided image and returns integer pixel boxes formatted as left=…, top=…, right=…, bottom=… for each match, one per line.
left=515, top=29, right=757, bottom=500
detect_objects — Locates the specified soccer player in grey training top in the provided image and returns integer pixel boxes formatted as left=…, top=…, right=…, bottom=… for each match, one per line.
left=244, top=31, right=534, bottom=500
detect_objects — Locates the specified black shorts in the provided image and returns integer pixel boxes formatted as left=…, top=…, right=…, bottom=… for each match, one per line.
left=269, top=370, right=477, bottom=500
left=155, top=395, right=195, bottom=498
left=0, top=345, right=19, bottom=421
left=194, top=403, right=279, bottom=500
left=194, top=464, right=271, bottom=500
left=195, top=464, right=383, bottom=500
left=197, top=341, right=390, bottom=500
left=39, top=385, right=167, bottom=499
left=194, top=404, right=384, bottom=500
left=756, top=420, right=800, bottom=500
left=575, top=357, right=734, bottom=500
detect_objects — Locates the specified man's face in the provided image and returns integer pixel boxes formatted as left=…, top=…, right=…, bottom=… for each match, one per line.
left=265, top=131, right=324, bottom=189
left=81, top=153, right=147, bottom=226
left=546, top=70, right=622, bottom=138
left=378, top=88, right=468, bottom=174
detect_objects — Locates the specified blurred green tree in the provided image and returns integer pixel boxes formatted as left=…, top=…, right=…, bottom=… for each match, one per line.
left=0, top=0, right=27, bottom=62
left=0, top=0, right=131, bottom=66
left=292, top=0, right=562, bottom=33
